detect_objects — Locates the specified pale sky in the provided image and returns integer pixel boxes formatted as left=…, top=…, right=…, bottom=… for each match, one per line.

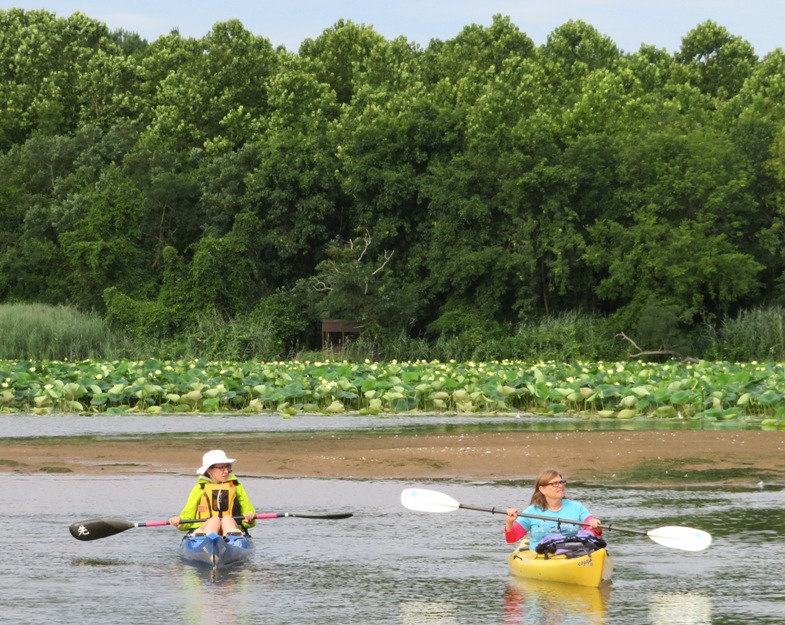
left=2, top=1, right=782, bottom=56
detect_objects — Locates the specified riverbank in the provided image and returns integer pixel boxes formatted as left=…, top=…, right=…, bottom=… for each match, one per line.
left=2, top=429, right=784, bottom=486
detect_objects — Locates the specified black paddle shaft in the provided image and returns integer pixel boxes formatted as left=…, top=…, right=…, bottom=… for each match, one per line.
left=70, top=512, right=354, bottom=541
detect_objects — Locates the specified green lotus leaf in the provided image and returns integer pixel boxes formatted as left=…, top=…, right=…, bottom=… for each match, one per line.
left=453, top=389, right=470, bottom=402
left=669, top=390, right=693, bottom=405
left=62, top=383, right=86, bottom=400
left=34, top=394, right=51, bottom=407
left=620, top=395, right=637, bottom=408
left=757, top=390, right=782, bottom=405
left=203, top=397, right=221, bottom=411
left=90, top=393, right=108, bottom=406
left=182, top=390, right=203, bottom=403
left=655, top=405, right=678, bottom=418
left=631, top=386, right=651, bottom=397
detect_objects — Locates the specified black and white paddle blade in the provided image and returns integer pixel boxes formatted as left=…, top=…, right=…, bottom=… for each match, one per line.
left=69, top=518, right=136, bottom=541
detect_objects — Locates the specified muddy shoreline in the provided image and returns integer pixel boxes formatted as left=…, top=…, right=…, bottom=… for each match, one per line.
left=2, top=429, right=784, bottom=486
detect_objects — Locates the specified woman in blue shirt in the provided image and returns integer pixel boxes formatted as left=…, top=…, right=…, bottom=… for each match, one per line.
left=504, top=468, right=602, bottom=550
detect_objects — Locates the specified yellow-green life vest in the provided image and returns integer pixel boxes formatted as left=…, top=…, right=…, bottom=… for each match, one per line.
left=196, top=480, right=238, bottom=519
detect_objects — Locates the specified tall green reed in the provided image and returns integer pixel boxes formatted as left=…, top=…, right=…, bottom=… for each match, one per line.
left=0, top=303, right=117, bottom=360
left=707, top=306, right=785, bottom=361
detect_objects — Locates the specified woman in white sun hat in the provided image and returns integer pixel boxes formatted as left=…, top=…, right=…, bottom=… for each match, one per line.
left=168, top=450, right=257, bottom=536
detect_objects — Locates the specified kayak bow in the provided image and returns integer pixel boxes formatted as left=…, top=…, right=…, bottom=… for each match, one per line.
left=179, top=532, right=255, bottom=570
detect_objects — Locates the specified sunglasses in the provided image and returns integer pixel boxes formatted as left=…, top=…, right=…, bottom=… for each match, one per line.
left=546, top=480, right=567, bottom=487
left=211, top=464, right=232, bottom=471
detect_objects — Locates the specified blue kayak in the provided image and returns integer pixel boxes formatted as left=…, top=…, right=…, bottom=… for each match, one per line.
left=179, top=533, right=255, bottom=570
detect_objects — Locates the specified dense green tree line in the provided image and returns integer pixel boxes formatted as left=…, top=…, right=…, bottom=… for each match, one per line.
left=1, top=9, right=785, bottom=359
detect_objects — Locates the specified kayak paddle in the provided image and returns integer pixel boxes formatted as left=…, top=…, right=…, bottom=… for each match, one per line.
left=69, top=511, right=354, bottom=541
left=400, top=488, right=712, bottom=552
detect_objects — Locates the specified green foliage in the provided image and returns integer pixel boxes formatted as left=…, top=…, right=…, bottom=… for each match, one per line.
left=584, top=121, right=765, bottom=326
left=253, top=290, right=310, bottom=348
left=311, top=233, right=419, bottom=341
left=59, top=164, right=154, bottom=310
left=103, top=287, right=179, bottom=340
left=198, top=210, right=264, bottom=307
left=675, top=21, right=757, bottom=100
left=632, top=297, right=690, bottom=352
left=0, top=9, right=129, bottom=147
left=103, top=210, right=266, bottom=343
left=2, top=8, right=785, bottom=362
left=241, top=54, right=343, bottom=285
left=0, top=238, right=69, bottom=304
left=177, top=307, right=288, bottom=361
left=108, top=29, right=148, bottom=56
left=299, top=19, right=388, bottom=104
left=513, top=312, right=622, bottom=361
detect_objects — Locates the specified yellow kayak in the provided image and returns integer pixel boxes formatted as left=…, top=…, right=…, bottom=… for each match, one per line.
left=508, top=541, right=613, bottom=587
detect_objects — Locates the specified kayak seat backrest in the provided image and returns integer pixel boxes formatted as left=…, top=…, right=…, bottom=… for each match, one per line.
left=535, top=530, right=607, bottom=559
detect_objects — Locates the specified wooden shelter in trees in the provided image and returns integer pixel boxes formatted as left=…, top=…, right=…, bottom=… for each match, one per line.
left=321, top=319, right=364, bottom=350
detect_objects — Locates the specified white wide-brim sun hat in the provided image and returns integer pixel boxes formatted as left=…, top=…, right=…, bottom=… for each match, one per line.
left=197, top=449, right=236, bottom=475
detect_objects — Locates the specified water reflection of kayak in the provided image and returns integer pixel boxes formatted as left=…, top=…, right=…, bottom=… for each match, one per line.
left=504, top=577, right=610, bottom=625
left=179, top=532, right=255, bottom=570
left=508, top=541, right=613, bottom=587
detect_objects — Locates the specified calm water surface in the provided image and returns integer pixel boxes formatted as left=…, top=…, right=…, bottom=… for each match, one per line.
left=0, top=412, right=757, bottom=439
left=4, top=475, right=784, bottom=624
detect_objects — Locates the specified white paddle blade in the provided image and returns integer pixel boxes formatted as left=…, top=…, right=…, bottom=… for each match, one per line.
left=400, top=488, right=461, bottom=513
left=646, top=526, right=712, bottom=551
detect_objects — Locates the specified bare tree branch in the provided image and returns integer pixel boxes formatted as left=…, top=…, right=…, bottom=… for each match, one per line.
left=363, top=250, right=394, bottom=294
left=327, top=259, right=342, bottom=275
left=616, top=332, right=644, bottom=353
left=357, top=230, right=372, bottom=262
left=370, top=250, right=394, bottom=277
left=616, top=332, right=699, bottom=363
